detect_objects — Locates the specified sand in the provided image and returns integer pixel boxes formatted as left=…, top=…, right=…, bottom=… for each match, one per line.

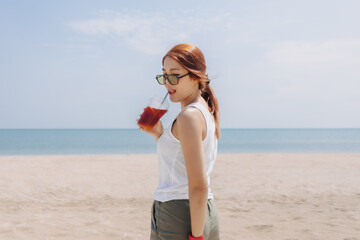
left=0, top=153, right=359, bottom=240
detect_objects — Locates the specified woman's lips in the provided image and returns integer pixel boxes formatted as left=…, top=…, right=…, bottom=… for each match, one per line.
left=168, top=89, right=176, bottom=95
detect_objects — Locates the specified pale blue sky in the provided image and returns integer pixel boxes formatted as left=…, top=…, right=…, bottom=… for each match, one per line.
left=1, top=0, right=359, bottom=129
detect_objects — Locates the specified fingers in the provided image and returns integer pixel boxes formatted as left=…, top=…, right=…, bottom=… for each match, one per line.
left=137, top=122, right=145, bottom=131
left=136, top=118, right=142, bottom=130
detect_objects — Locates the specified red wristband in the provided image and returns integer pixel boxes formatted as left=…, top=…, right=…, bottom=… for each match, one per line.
left=189, top=233, right=204, bottom=240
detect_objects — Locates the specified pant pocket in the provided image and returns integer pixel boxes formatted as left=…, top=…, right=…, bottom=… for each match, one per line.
left=150, top=201, right=157, bottom=239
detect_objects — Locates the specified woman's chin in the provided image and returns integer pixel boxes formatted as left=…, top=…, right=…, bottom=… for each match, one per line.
left=169, top=95, right=178, bottom=102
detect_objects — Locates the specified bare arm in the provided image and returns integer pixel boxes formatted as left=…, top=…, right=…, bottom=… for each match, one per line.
left=177, top=108, right=208, bottom=237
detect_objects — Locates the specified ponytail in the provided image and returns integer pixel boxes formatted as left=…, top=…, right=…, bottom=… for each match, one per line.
left=199, top=77, right=220, bottom=139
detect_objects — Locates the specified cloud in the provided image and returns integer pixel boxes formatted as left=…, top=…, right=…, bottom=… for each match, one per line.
left=262, top=40, right=360, bottom=101
left=68, top=10, right=231, bottom=55
left=266, top=40, right=360, bottom=69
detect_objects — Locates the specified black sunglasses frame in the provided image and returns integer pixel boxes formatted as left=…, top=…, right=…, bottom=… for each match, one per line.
left=156, top=73, right=190, bottom=85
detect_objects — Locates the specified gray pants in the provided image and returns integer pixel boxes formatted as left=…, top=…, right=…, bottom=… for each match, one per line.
left=150, top=199, right=220, bottom=240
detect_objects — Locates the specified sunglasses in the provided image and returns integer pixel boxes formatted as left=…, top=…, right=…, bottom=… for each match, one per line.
left=155, top=73, right=190, bottom=85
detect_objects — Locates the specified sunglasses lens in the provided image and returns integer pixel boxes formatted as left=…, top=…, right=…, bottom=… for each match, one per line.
left=168, top=75, right=178, bottom=85
left=156, top=75, right=165, bottom=85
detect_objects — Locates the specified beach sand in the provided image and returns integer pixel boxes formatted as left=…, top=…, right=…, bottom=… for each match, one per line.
left=0, top=153, right=359, bottom=240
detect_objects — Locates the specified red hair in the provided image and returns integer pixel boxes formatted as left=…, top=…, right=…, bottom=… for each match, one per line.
left=162, top=43, right=220, bottom=139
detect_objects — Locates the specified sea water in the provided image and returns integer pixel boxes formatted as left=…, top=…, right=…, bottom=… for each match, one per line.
left=0, top=128, right=359, bottom=155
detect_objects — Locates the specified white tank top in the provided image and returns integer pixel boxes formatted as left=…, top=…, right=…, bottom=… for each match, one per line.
left=154, top=102, right=218, bottom=202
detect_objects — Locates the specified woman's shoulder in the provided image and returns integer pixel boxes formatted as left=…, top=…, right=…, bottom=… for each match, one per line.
left=172, top=102, right=208, bottom=140
left=177, top=104, right=206, bottom=129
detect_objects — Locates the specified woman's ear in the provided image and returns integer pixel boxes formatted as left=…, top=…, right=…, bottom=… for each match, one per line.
left=188, top=73, right=200, bottom=88
left=189, top=74, right=197, bottom=82
left=191, top=77, right=199, bottom=88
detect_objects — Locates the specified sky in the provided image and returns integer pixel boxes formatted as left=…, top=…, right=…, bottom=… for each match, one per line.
left=1, top=0, right=359, bottom=129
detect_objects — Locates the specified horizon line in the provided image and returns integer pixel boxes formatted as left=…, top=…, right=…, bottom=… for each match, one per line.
left=1, top=127, right=360, bottom=130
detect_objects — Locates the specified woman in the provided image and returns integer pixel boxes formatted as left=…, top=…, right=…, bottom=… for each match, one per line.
left=138, top=43, right=220, bottom=240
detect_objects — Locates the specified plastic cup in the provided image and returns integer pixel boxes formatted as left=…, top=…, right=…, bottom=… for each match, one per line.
left=138, top=97, right=169, bottom=131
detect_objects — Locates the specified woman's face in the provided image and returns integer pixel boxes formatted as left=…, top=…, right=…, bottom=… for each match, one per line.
left=162, top=56, right=198, bottom=103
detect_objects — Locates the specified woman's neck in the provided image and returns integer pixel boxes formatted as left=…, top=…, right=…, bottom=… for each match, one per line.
left=181, top=91, right=208, bottom=109
left=180, top=91, right=201, bottom=109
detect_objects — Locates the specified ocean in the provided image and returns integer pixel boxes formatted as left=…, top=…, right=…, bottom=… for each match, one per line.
left=0, top=129, right=359, bottom=155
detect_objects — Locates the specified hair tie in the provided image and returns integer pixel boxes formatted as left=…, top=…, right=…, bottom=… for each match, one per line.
left=205, top=74, right=210, bottom=85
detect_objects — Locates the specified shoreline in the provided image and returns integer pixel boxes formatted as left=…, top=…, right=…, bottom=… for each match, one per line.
left=1, top=152, right=360, bottom=156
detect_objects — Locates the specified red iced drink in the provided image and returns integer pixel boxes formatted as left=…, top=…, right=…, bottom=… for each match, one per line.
left=138, top=106, right=168, bottom=131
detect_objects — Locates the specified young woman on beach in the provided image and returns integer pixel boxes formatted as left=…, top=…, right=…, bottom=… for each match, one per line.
left=138, top=43, right=220, bottom=240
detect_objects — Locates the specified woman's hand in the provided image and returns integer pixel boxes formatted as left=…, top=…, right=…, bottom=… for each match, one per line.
left=137, top=118, right=164, bottom=141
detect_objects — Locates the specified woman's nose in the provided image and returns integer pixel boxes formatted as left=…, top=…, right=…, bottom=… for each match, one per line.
left=164, top=77, right=171, bottom=86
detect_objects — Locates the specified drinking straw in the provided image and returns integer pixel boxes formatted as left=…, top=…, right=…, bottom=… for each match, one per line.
left=161, top=92, right=169, bottom=105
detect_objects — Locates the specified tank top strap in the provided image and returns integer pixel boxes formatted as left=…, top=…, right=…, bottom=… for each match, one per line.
left=185, top=102, right=212, bottom=119
left=185, top=102, right=214, bottom=141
